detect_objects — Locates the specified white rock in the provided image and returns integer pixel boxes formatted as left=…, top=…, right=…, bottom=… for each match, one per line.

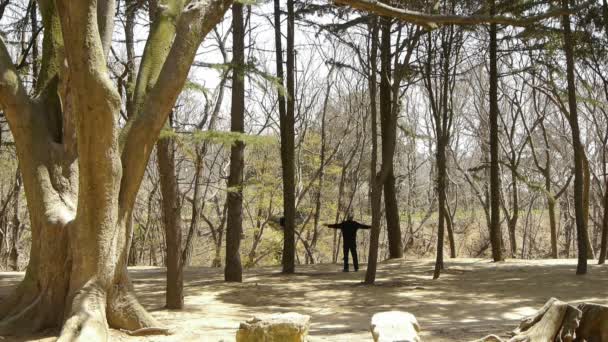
left=236, top=312, right=311, bottom=342
left=370, top=311, right=421, bottom=342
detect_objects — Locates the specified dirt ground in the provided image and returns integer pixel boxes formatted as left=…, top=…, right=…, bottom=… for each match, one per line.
left=1, top=258, right=607, bottom=341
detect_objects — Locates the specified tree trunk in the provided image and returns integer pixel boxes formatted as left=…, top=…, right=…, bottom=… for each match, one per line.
left=562, top=0, right=588, bottom=274
left=225, top=1, right=245, bottom=282
left=311, top=74, right=333, bottom=264
left=157, top=129, right=184, bottom=309
left=434, top=134, right=447, bottom=279
left=379, top=18, right=403, bottom=259
left=489, top=0, right=503, bottom=262
left=274, top=0, right=296, bottom=274
left=444, top=204, right=456, bottom=258
left=548, top=196, right=559, bottom=259
left=598, top=181, right=608, bottom=263
left=365, top=17, right=383, bottom=285
left=507, top=168, right=518, bottom=257
left=8, top=168, right=21, bottom=271
left=0, top=0, right=231, bottom=339
left=583, top=155, right=595, bottom=259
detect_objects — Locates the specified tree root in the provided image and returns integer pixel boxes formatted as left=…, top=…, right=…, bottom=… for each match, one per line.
left=107, top=283, right=167, bottom=334
left=0, top=276, right=63, bottom=336
left=57, top=282, right=109, bottom=342
left=120, top=327, right=172, bottom=336
left=0, top=292, right=43, bottom=335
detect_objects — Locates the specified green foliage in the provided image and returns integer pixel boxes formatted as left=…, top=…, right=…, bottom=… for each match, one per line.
left=184, top=80, right=212, bottom=96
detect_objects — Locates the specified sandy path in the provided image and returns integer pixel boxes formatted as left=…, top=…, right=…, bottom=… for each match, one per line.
left=1, top=258, right=607, bottom=341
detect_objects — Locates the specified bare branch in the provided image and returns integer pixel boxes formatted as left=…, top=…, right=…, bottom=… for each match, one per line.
left=333, top=0, right=587, bottom=29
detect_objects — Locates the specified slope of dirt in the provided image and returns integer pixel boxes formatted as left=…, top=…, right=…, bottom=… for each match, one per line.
left=1, top=258, right=607, bottom=341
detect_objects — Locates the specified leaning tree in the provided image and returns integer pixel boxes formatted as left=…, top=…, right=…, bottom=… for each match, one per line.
left=0, top=0, right=231, bottom=340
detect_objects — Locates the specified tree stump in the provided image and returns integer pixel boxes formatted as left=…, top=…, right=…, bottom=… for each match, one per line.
left=576, top=303, right=608, bottom=341
left=370, top=311, right=421, bottom=342
left=474, top=298, right=608, bottom=341
left=236, top=312, right=310, bottom=342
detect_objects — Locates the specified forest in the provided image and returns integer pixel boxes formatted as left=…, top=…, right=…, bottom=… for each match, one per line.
left=0, top=0, right=608, bottom=341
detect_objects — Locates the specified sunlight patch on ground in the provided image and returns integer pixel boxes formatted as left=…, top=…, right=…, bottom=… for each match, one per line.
left=3, top=258, right=607, bottom=342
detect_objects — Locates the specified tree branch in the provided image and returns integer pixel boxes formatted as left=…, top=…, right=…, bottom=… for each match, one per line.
left=0, top=38, right=33, bottom=129
left=333, top=0, right=587, bottom=29
left=119, top=0, right=232, bottom=216
left=98, top=0, right=116, bottom=59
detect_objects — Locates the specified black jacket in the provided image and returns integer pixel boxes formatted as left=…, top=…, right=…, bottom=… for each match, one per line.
left=326, top=220, right=371, bottom=245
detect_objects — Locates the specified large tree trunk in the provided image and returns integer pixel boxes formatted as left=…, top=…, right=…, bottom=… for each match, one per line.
left=225, top=1, right=245, bottom=282
left=157, top=131, right=184, bottom=309
left=0, top=0, right=231, bottom=339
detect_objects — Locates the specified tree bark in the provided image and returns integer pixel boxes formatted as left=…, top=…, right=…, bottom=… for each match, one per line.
left=0, top=0, right=232, bottom=339
left=8, top=168, right=21, bottom=271
left=562, top=0, right=588, bottom=274
left=379, top=18, right=403, bottom=259
left=598, top=181, right=608, bottom=263
left=489, top=0, right=503, bottom=262
left=311, top=73, right=333, bottom=264
left=365, top=18, right=384, bottom=285
left=157, top=127, right=184, bottom=309
left=225, top=1, right=245, bottom=282
left=275, top=0, right=296, bottom=274
left=506, top=166, right=518, bottom=257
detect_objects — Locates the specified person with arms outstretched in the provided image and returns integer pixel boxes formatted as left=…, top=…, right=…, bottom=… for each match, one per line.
left=324, top=215, right=371, bottom=272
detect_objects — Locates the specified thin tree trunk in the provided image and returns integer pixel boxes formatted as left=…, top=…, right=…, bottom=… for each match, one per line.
left=379, top=18, right=403, bottom=259
left=489, top=0, right=503, bottom=262
left=562, top=0, right=588, bottom=274
left=311, top=74, right=333, bottom=264
left=225, top=1, right=245, bottom=282
left=8, top=168, right=21, bottom=271
left=583, top=155, right=595, bottom=259
left=365, top=17, right=382, bottom=285
left=549, top=196, right=559, bottom=258
left=599, top=181, right=608, bottom=263
left=508, top=168, right=519, bottom=257
left=157, top=129, right=184, bottom=309
left=444, top=204, right=456, bottom=258
left=275, top=0, right=296, bottom=274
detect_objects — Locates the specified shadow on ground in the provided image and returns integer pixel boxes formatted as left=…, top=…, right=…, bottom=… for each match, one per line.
left=1, top=258, right=607, bottom=341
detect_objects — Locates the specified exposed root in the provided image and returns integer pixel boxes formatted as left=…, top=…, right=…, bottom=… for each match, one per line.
left=107, top=283, right=164, bottom=332
left=0, top=274, right=64, bottom=337
left=57, top=282, right=108, bottom=342
left=0, top=293, right=43, bottom=335
left=120, top=327, right=172, bottom=336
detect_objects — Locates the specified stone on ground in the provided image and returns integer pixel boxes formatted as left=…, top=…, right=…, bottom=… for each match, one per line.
left=370, top=311, right=421, bottom=342
left=236, top=312, right=311, bottom=342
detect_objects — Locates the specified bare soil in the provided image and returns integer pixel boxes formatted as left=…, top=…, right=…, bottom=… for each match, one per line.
left=1, top=258, right=607, bottom=341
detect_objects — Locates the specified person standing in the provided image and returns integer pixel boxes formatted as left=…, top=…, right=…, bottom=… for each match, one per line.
left=324, top=215, right=371, bottom=272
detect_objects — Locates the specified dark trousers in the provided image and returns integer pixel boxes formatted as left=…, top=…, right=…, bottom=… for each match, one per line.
left=343, top=242, right=358, bottom=270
